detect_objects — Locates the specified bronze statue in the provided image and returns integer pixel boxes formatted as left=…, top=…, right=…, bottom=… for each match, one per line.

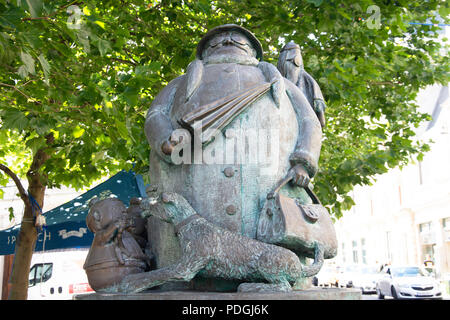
left=137, top=24, right=334, bottom=292
left=83, top=197, right=149, bottom=292
left=277, top=41, right=327, bottom=128
left=83, top=24, right=337, bottom=294
left=125, top=197, right=148, bottom=250
left=115, top=192, right=325, bottom=293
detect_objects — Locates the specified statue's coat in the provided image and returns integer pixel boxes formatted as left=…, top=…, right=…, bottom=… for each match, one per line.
left=144, top=58, right=322, bottom=270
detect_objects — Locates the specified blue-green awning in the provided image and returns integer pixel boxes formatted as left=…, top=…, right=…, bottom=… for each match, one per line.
left=0, top=170, right=146, bottom=255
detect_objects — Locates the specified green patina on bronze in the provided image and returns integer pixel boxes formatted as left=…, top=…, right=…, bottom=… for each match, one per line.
left=113, top=192, right=325, bottom=293
left=87, top=24, right=337, bottom=294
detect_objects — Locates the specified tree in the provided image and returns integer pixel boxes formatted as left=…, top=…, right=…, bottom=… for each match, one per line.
left=0, top=0, right=146, bottom=299
left=0, top=0, right=448, bottom=298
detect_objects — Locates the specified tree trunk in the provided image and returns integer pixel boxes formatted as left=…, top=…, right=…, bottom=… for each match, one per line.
left=8, top=153, right=48, bottom=299
left=1, top=135, right=52, bottom=300
left=7, top=204, right=38, bottom=300
left=7, top=175, right=47, bottom=299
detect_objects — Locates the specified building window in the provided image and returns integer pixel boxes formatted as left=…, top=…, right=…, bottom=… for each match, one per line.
left=361, top=238, right=367, bottom=264
left=386, top=231, right=393, bottom=263
left=443, top=218, right=450, bottom=231
left=420, top=222, right=432, bottom=233
left=419, top=222, right=435, bottom=245
left=352, top=240, right=358, bottom=264
left=341, top=243, right=346, bottom=263
left=443, top=218, right=450, bottom=243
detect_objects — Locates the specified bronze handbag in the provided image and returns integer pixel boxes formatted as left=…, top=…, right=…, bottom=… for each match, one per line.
left=256, top=174, right=338, bottom=261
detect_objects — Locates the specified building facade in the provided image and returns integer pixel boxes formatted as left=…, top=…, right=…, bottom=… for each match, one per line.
left=334, top=83, right=450, bottom=281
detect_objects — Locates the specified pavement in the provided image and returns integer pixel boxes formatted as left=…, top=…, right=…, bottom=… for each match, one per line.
left=75, top=287, right=362, bottom=300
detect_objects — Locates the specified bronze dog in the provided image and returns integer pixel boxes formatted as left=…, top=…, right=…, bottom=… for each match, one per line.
left=115, top=192, right=323, bottom=293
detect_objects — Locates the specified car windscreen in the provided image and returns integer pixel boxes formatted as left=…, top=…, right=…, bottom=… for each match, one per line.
left=345, top=266, right=359, bottom=272
left=360, top=266, right=378, bottom=274
left=391, top=267, right=426, bottom=277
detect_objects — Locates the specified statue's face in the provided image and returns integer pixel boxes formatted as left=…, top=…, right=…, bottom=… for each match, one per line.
left=283, top=47, right=302, bottom=68
left=292, top=48, right=303, bottom=67
left=87, top=199, right=126, bottom=232
left=203, top=31, right=256, bottom=59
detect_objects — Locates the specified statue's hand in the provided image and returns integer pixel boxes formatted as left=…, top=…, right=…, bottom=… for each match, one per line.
left=161, top=132, right=183, bottom=155
left=116, top=216, right=131, bottom=231
left=313, top=99, right=326, bottom=128
left=114, top=221, right=126, bottom=234
left=161, top=140, right=175, bottom=155
left=288, top=164, right=310, bottom=188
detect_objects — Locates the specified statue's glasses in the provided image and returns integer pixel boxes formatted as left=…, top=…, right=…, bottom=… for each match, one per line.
left=208, top=32, right=251, bottom=48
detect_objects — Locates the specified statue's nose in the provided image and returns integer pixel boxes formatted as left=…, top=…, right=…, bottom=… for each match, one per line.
left=223, top=37, right=233, bottom=45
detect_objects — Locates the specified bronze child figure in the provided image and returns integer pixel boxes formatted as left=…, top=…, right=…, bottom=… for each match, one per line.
left=83, top=197, right=149, bottom=291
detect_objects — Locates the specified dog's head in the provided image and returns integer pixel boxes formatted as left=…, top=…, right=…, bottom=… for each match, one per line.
left=140, top=196, right=170, bottom=223
left=141, top=192, right=196, bottom=225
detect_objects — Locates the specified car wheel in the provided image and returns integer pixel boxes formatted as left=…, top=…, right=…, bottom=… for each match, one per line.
left=376, top=287, right=384, bottom=299
left=391, top=286, right=399, bottom=300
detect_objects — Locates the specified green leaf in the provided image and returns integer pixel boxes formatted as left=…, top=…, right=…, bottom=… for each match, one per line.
left=25, top=136, right=46, bottom=154
left=76, top=29, right=91, bottom=53
left=83, top=6, right=91, bottom=16
left=25, top=0, right=43, bottom=18
left=17, top=65, right=28, bottom=78
left=95, top=21, right=106, bottom=29
left=20, top=51, right=35, bottom=75
left=337, top=9, right=352, bottom=21
left=0, top=7, right=25, bottom=29
left=149, top=61, right=162, bottom=71
left=37, top=53, right=50, bottom=84
left=307, top=0, right=323, bottom=7
left=97, top=39, right=111, bottom=56
left=1, top=109, right=29, bottom=131
left=115, top=120, right=128, bottom=139
left=8, top=207, right=14, bottom=221
left=72, top=126, right=85, bottom=138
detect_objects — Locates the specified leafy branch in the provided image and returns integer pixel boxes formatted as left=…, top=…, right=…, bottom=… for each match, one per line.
left=0, top=163, right=30, bottom=207
left=0, top=82, right=42, bottom=104
left=20, top=0, right=84, bottom=22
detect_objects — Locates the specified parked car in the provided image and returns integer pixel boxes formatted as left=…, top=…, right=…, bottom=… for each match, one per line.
left=351, top=265, right=380, bottom=294
left=313, top=265, right=339, bottom=287
left=337, top=264, right=361, bottom=288
left=376, top=266, right=442, bottom=300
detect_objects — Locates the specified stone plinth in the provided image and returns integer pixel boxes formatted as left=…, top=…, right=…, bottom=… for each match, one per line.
left=74, top=288, right=361, bottom=300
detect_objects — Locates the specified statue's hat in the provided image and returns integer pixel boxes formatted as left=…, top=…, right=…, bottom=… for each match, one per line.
left=196, top=24, right=263, bottom=60
left=280, top=41, right=300, bottom=52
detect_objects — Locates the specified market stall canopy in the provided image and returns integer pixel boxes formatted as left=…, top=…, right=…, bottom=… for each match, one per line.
left=0, top=170, right=146, bottom=255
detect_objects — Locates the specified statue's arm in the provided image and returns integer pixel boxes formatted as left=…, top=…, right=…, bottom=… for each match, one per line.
left=303, top=71, right=325, bottom=101
left=303, top=71, right=326, bottom=128
left=95, top=223, right=120, bottom=244
left=257, top=61, right=284, bottom=108
left=284, top=78, right=322, bottom=179
left=144, top=76, right=184, bottom=163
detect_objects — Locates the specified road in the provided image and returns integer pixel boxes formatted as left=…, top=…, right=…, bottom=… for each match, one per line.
left=361, top=293, right=449, bottom=300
